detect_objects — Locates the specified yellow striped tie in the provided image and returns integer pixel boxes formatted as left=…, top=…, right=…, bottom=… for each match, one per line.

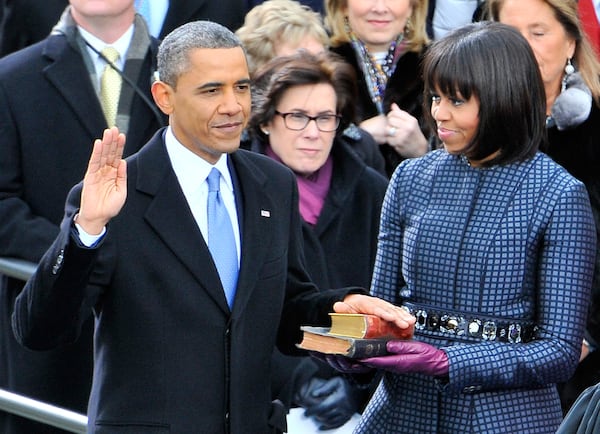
left=100, top=47, right=122, bottom=127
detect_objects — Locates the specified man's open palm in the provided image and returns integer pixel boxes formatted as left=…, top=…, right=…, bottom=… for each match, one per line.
left=78, top=127, right=127, bottom=234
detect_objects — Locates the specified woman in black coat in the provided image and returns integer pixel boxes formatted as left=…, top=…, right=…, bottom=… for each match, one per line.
left=324, top=0, right=432, bottom=177
left=245, top=50, right=389, bottom=431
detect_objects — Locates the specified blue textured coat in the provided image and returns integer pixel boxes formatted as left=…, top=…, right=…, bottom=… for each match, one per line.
left=357, top=150, right=597, bottom=433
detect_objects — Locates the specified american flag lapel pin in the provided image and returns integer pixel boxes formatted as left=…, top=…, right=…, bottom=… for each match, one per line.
left=261, top=210, right=271, bottom=218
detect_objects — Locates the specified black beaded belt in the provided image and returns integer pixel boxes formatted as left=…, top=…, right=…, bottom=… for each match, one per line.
left=401, top=302, right=537, bottom=343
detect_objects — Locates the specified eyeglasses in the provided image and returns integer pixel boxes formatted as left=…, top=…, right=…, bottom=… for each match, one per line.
left=274, top=111, right=341, bottom=132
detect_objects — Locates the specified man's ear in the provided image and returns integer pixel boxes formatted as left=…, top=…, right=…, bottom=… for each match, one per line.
left=151, top=81, right=174, bottom=115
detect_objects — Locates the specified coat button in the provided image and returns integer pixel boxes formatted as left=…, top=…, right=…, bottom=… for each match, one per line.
left=463, top=385, right=481, bottom=393
left=52, top=249, right=65, bottom=275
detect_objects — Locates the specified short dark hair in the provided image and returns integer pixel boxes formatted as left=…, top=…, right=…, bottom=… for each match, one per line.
left=248, top=50, right=357, bottom=138
left=158, top=20, right=245, bottom=88
left=422, top=21, right=546, bottom=165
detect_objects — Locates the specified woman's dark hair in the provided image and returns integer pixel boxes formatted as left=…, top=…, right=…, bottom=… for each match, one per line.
left=248, top=50, right=357, bottom=139
left=422, top=21, right=547, bottom=165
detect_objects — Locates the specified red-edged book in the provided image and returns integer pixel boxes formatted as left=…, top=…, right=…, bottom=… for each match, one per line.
left=297, top=313, right=414, bottom=359
left=328, top=313, right=413, bottom=340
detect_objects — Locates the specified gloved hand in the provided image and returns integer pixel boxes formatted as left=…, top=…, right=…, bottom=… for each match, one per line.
left=309, top=352, right=374, bottom=374
left=361, top=340, right=449, bottom=377
left=295, top=376, right=360, bottom=430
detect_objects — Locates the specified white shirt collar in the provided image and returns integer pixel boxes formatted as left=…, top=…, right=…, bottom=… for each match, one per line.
left=79, top=24, right=135, bottom=70
left=164, top=126, right=232, bottom=192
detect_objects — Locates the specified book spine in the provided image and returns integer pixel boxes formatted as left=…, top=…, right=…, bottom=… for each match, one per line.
left=347, top=339, right=389, bottom=358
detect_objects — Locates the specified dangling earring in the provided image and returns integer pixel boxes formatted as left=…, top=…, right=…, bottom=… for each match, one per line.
left=562, top=58, right=575, bottom=92
left=404, top=18, right=413, bottom=38
left=565, top=58, right=575, bottom=75
left=261, top=129, right=269, bottom=136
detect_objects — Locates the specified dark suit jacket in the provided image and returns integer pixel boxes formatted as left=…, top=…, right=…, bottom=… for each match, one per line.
left=0, top=0, right=67, bottom=57
left=0, top=31, right=163, bottom=433
left=0, top=32, right=162, bottom=246
left=160, top=0, right=247, bottom=37
left=12, top=130, right=358, bottom=434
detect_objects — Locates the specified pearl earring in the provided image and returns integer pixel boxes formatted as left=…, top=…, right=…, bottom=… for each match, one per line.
left=565, top=58, right=575, bottom=75
left=261, top=129, right=269, bottom=136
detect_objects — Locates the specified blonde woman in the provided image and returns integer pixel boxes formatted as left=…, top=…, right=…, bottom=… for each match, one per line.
left=325, top=0, right=431, bottom=176
left=237, top=0, right=329, bottom=76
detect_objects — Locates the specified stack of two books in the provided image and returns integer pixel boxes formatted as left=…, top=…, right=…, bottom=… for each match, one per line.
left=297, top=313, right=413, bottom=358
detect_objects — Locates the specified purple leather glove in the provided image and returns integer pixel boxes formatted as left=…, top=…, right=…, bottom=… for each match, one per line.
left=361, top=340, right=449, bottom=377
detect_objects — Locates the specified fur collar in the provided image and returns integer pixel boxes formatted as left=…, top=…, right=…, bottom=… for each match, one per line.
left=548, top=72, right=592, bottom=130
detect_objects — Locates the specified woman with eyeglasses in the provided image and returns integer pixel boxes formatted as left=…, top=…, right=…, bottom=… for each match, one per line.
left=244, top=50, right=389, bottom=430
left=237, top=0, right=387, bottom=177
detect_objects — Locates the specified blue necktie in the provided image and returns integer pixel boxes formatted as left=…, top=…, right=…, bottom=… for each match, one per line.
left=207, top=168, right=238, bottom=309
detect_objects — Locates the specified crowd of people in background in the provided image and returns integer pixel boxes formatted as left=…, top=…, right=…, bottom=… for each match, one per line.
left=0, top=0, right=599, bottom=433
left=0, top=2, right=165, bottom=433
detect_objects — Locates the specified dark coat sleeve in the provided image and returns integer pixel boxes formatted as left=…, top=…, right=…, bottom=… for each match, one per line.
left=0, top=0, right=67, bottom=57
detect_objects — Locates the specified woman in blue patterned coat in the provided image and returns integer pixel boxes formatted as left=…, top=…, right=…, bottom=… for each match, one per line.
left=333, top=21, right=597, bottom=433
